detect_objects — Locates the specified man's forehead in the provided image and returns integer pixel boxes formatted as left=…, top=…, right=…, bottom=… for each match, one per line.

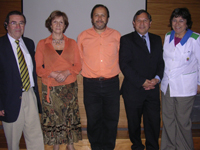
left=9, top=15, right=24, bottom=21
left=94, top=7, right=107, bottom=13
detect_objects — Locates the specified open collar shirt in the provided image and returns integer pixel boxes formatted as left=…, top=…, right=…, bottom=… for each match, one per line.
left=77, top=27, right=121, bottom=78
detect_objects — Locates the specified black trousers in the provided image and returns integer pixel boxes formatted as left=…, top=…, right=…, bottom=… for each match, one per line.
left=122, top=89, right=160, bottom=150
left=83, top=76, right=120, bottom=150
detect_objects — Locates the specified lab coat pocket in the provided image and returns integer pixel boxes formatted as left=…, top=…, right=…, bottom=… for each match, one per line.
left=181, top=51, right=192, bottom=65
left=181, top=71, right=197, bottom=94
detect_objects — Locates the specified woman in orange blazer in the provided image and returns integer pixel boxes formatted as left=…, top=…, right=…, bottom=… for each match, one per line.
left=35, top=10, right=82, bottom=150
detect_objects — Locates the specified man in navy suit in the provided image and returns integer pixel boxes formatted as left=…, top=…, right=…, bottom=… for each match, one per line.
left=119, top=10, right=164, bottom=150
left=0, top=11, right=44, bottom=150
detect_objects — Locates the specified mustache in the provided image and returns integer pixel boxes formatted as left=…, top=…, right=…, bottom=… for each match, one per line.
left=96, top=21, right=104, bottom=23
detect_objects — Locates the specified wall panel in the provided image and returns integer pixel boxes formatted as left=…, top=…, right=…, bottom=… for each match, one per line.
left=148, top=3, right=200, bottom=41
left=0, top=1, right=21, bottom=36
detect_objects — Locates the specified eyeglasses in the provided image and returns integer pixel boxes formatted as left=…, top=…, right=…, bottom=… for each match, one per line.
left=9, top=21, right=25, bottom=27
left=172, top=19, right=186, bottom=24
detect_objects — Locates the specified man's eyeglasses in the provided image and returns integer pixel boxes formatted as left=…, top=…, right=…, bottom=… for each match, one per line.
left=9, top=21, right=25, bottom=27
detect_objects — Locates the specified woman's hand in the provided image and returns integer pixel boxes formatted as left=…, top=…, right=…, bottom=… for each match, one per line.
left=48, top=71, right=60, bottom=79
left=55, top=70, right=71, bottom=83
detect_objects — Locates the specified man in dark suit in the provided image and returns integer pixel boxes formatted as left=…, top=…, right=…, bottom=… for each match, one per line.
left=119, top=10, right=164, bottom=150
left=0, top=11, right=44, bottom=150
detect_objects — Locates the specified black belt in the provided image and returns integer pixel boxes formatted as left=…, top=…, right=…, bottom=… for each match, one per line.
left=88, top=75, right=118, bottom=81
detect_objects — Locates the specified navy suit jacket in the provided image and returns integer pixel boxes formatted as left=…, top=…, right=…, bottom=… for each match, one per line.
left=0, top=34, right=42, bottom=123
left=119, top=31, right=164, bottom=101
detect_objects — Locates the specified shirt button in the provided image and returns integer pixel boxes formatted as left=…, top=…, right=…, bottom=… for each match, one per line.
left=101, top=60, right=103, bottom=62
left=19, top=96, right=22, bottom=99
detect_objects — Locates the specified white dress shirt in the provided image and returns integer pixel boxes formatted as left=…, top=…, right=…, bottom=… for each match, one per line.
left=7, top=33, right=35, bottom=89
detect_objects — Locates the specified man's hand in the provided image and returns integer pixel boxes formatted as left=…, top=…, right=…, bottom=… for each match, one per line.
left=142, top=79, right=152, bottom=90
left=150, top=78, right=159, bottom=86
left=142, top=78, right=159, bottom=90
left=0, top=110, right=5, bottom=116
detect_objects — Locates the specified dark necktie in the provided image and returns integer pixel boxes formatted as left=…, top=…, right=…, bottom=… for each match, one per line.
left=142, top=35, right=147, bottom=46
left=15, top=40, right=30, bottom=91
left=142, top=35, right=150, bottom=53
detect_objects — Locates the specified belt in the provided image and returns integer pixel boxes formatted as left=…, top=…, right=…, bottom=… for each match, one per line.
left=88, top=75, right=118, bottom=81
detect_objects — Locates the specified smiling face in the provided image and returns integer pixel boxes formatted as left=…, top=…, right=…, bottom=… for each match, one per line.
left=51, top=16, right=66, bottom=34
left=91, top=6, right=109, bottom=33
left=7, top=15, right=25, bottom=40
left=133, top=12, right=151, bottom=35
left=172, top=16, right=187, bottom=38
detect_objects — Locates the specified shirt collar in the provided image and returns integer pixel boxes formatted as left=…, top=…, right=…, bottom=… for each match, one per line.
left=137, top=32, right=149, bottom=40
left=169, top=29, right=193, bottom=46
left=7, top=33, right=23, bottom=44
left=92, top=26, right=108, bottom=35
left=138, top=32, right=148, bottom=37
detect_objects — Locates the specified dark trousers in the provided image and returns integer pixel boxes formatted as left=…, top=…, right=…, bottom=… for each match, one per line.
left=123, top=89, right=160, bottom=150
left=83, top=76, right=120, bottom=150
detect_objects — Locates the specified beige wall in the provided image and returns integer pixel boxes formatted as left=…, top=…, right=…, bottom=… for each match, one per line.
left=0, top=0, right=200, bottom=127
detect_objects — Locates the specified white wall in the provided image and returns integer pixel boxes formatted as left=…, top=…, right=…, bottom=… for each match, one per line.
left=23, top=0, right=146, bottom=45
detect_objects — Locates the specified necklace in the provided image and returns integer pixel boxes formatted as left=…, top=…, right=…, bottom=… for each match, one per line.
left=52, top=37, right=64, bottom=45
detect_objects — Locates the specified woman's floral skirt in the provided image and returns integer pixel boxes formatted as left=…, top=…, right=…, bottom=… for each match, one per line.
left=41, top=81, right=82, bottom=145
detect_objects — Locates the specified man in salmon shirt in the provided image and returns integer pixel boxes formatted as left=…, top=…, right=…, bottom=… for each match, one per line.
left=77, top=4, right=121, bottom=150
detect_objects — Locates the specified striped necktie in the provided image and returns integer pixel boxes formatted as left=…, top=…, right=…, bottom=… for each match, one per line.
left=15, top=40, right=30, bottom=91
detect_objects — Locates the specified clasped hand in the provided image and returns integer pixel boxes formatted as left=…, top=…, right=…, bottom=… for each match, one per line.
left=0, top=110, right=5, bottom=116
left=49, top=70, right=71, bottom=83
left=142, top=78, right=159, bottom=90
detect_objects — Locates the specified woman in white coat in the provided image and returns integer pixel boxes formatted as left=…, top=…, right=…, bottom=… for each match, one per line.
left=161, top=8, right=200, bottom=150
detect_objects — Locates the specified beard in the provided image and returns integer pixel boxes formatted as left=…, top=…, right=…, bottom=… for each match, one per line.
left=92, top=20, right=107, bottom=30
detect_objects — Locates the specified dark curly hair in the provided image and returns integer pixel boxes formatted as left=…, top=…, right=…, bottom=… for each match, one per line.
left=169, top=8, right=193, bottom=29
